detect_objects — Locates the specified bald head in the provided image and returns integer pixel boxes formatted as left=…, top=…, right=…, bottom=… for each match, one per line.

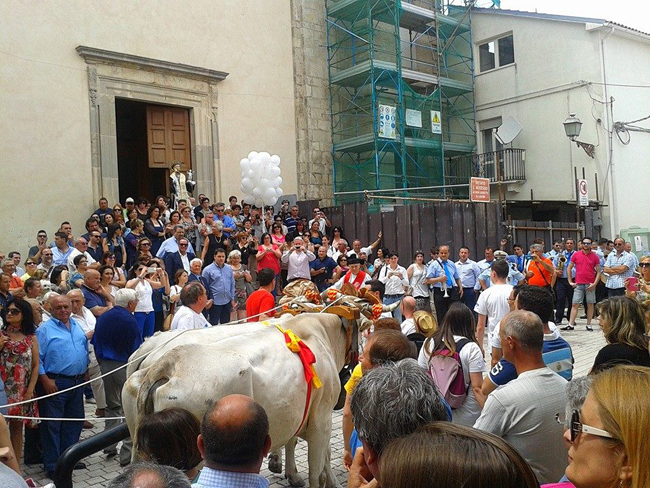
left=199, top=394, right=270, bottom=470
left=401, top=296, right=416, bottom=318
left=84, top=269, right=101, bottom=289
left=67, top=289, right=85, bottom=314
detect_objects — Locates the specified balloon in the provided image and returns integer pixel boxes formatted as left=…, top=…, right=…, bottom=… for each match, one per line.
left=243, top=194, right=255, bottom=204
left=259, top=178, right=270, bottom=190
left=245, top=169, right=254, bottom=179
left=263, top=187, right=276, bottom=201
left=269, top=166, right=281, bottom=178
left=270, top=155, right=281, bottom=166
left=249, top=158, right=261, bottom=171
left=268, top=196, right=278, bottom=206
left=240, top=158, right=250, bottom=172
left=276, top=176, right=283, bottom=187
left=276, top=187, right=283, bottom=197
left=252, top=187, right=262, bottom=198
left=241, top=178, right=254, bottom=191
left=259, top=152, right=271, bottom=164
left=255, top=198, right=264, bottom=208
left=247, top=151, right=259, bottom=161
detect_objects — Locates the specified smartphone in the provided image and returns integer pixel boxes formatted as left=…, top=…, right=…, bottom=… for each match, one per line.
left=626, top=276, right=639, bottom=292
left=147, top=267, right=156, bottom=275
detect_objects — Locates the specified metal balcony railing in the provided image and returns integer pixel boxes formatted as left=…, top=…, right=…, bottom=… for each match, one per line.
left=445, top=148, right=526, bottom=185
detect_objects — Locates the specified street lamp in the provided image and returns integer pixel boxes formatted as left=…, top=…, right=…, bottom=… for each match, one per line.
left=563, top=113, right=594, bottom=158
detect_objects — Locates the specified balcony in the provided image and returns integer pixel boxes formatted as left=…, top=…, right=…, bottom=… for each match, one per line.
left=445, top=148, right=526, bottom=185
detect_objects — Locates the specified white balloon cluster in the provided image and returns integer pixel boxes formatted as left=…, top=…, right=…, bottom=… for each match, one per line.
left=240, top=151, right=283, bottom=208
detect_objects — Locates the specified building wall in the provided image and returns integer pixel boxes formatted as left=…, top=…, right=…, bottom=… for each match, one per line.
left=0, top=0, right=298, bottom=253
left=601, top=29, right=650, bottom=233
left=472, top=12, right=626, bottom=233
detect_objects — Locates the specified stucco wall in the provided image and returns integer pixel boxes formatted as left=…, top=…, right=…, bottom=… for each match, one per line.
left=0, top=0, right=298, bottom=253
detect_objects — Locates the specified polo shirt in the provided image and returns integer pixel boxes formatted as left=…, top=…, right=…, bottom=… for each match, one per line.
left=81, top=285, right=106, bottom=312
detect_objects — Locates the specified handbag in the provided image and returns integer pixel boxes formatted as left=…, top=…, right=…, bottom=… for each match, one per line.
left=163, top=301, right=176, bottom=331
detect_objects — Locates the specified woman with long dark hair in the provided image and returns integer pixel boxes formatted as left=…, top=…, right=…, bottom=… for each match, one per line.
left=0, top=298, right=39, bottom=462
left=102, top=223, right=126, bottom=268
left=419, top=302, right=486, bottom=426
left=144, top=206, right=165, bottom=256
left=101, top=251, right=126, bottom=288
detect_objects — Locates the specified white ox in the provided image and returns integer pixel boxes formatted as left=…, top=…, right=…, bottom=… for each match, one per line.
left=123, top=313, right=353, bottom=488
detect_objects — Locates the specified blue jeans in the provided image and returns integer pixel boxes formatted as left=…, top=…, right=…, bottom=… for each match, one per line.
left=37, top=377, right=85, bottom=472
left=135, top=311, right=155, bottom=338
left=383, top=294, right=404, bottom=322
left=209, top=302, right=232, bottom=325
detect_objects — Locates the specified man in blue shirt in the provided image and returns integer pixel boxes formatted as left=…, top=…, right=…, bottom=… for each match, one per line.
left=194, top=394, right=271, bottom=488
left=213, top=203, right=236, bottom=238
left=36, top=294, right=89, bottom=476
left=424, top=245, right=463, bottom=324
left=455, top=246, right=480, bottom=312
left=92, top=288, right=143, bottom=466
left=202, top=249, right=235, bottom=325
left=283, top=205, right=301, bottom=235
left=310, top=245, right=338, bottom=291
left=156, top=225, right=196, bottom=259
left=51, top=231, right=74, bottom=266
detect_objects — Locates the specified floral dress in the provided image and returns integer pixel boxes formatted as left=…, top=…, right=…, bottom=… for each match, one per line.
left=232, top=265, right=250, bottom=308
left=0, top=333, right=38, bottom=426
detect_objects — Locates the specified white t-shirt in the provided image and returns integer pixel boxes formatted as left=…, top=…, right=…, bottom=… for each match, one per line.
left=171, top=305, right=210, bottom=330
left=400, top=317, right=416, bottom=336
left=134, top=280, right=154, bottom=313
left=473, top=367, right=568, bottom=483
left=418, top=335, right=485, bottom=426
left=490, top=321, right=559, bottom=350
left=408, top=264, right=429, bottom=298
left=474, top=284, right=513, bottom=343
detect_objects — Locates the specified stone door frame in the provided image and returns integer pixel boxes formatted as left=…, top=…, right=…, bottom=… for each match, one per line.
left=77, top=46, right=229, bottom=205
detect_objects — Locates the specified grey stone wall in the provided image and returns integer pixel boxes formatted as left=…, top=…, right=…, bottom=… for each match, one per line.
left=290, top=0, right=334, bottom=206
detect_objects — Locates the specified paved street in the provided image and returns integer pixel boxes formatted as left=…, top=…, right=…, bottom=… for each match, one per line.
left=23, top=316, right=606, bottom=488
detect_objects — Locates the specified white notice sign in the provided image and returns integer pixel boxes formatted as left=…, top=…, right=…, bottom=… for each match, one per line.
left=379, top=104, right=396, bottom=139
left=431, top=110, right=442, bottom=134
left=405, top=109, right=422, bottom=128
left=577, top=179, right=589, bottom=207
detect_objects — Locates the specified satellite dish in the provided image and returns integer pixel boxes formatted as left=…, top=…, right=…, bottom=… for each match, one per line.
left=495, top=116, right=523, bottom=144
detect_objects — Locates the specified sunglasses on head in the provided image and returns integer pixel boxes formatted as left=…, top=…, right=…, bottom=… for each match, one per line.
left=556, top=410, right=615, bottom=443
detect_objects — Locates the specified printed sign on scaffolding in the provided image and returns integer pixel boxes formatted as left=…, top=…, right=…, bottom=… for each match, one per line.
left=379, top=104, right=396, bottom=139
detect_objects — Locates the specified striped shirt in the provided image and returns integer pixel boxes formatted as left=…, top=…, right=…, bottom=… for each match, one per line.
left=193, top=467, right=269, bottom=488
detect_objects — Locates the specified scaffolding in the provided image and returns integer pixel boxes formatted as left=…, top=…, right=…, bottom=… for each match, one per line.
left=326, top=0, right=477, bottom=204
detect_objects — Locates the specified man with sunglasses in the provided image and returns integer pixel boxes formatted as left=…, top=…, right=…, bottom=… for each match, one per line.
left=603, top=237, right=634, bottom=297
left=564, top=237, right=601, bottom=331
left=28, top=230, right=49, bottom=263
left=474, top=310, right=567, bottom=484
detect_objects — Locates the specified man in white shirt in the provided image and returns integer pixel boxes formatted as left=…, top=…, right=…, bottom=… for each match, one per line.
left=399, top=296, right=417, bottom=336
left=171, top=282, right=211, bottom=330
left=307, top=207, right=332, bottom=235
left=67, top=237, right=97, bottom=272
left=456, top=246, right=480, bottom=312
left=281, top=237, right=316, bottom=282
left=474, top=260, right=512, bottom=356
left=67, top=289, right=106, bottom=416
left=346, top=232, right=383, bottom=259
left=331, top=239, right=349, bottom=263
left=474, top=310, right=567, bottom=484
left=331, top=257, right=370, bottom=291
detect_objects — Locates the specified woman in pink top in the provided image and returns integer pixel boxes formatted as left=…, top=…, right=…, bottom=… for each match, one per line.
left=257, top=233, right=282, bottom=296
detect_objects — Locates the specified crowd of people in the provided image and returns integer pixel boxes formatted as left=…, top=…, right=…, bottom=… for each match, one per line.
left=0, top=192, right=649, bottom=488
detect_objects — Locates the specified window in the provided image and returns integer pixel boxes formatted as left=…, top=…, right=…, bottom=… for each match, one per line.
left=478, top=34, right=514, bottom=72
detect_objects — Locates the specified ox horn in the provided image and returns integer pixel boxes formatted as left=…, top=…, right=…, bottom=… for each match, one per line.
left=382, top=300, right=401, bottom=312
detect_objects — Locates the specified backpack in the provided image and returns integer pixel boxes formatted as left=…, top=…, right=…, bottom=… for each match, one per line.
left=427, top=338, right=469, bottom=409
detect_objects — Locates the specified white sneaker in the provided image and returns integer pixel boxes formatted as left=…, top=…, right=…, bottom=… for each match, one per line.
left=86, top=397, right=97, bottom=404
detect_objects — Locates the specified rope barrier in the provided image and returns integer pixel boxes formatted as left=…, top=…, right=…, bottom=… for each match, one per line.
left=3, top=415, right=126, bottom=422
left=0, top=298, right=299, bottom=411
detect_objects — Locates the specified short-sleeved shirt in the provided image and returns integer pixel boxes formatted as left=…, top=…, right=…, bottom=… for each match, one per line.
left=570, top=251, right=601, bottom=284
left=246, top=289, right=276, bottom=322
left=527, top=257, right=554, bottom=287
left=170, top=306, right=211, bottom=330
left=81, top=285, right=106, bottom=313
left=474, top=284, right=513, bottom=339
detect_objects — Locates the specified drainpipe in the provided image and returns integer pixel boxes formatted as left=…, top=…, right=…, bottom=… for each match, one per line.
left=599, top=26, right=616, bottom=237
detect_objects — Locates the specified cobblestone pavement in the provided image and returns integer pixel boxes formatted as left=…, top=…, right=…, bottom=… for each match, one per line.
left=22, top=316, right=606, bottom=487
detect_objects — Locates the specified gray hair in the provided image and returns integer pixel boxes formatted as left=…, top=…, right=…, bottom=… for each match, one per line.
left=44, top=291, right=61, bottom=304
left=227, top=250, right=242, bottom=263
left=214, top=220, right=224, bottom=231
left=564, top=375, right=593, bottom=426
left=350, top=358, right=448, bottom=456
left=529, top=243, right=543, bottom=253
left=502, top=310, right=543, bottom=351
left=180, top=281, right=205, bottom=307
left=1, top=259, right=13, bottom=268
left=190, top=258, right=203, bottom=267
left=107, top=462, right=190, bottom=488
left=115, top=288, right=138, bottom=308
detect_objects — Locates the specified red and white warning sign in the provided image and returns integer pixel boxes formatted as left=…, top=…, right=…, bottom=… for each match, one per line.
left=578, top=179, right=589, bottom=207
left=470, top=177, right=490, bottom=202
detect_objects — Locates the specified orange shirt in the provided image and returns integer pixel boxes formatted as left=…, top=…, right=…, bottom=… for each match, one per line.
left=9, top=275, right=24, bottom=289
left=528, top=257, right=554, bottom=287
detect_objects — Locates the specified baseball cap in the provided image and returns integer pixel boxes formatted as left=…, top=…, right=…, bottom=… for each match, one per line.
left=125, top=197, right=135, bottom=203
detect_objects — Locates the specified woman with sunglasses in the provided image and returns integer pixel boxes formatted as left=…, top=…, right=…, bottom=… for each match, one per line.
left=271, top=222, right=286, bottom=248
left=68, top=254, right=89, bottom=288
left=0, top=298, right=39, bottom=463
left=332, top=254, right=349, bottom=282
left=330, top=226, right=345, bottom=252
left=136, top=238, right=154, bottom=262
left=113, top=204, right=125, bottom=225
left=551, top=365, right=650, bottom=488
left=20, top=259, right=39, bottom=282
left=101, top=251, right=126, bottom=289
left=626, top=255, right=650, bottom=309
left=591, top=296, right=650, bottom=372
